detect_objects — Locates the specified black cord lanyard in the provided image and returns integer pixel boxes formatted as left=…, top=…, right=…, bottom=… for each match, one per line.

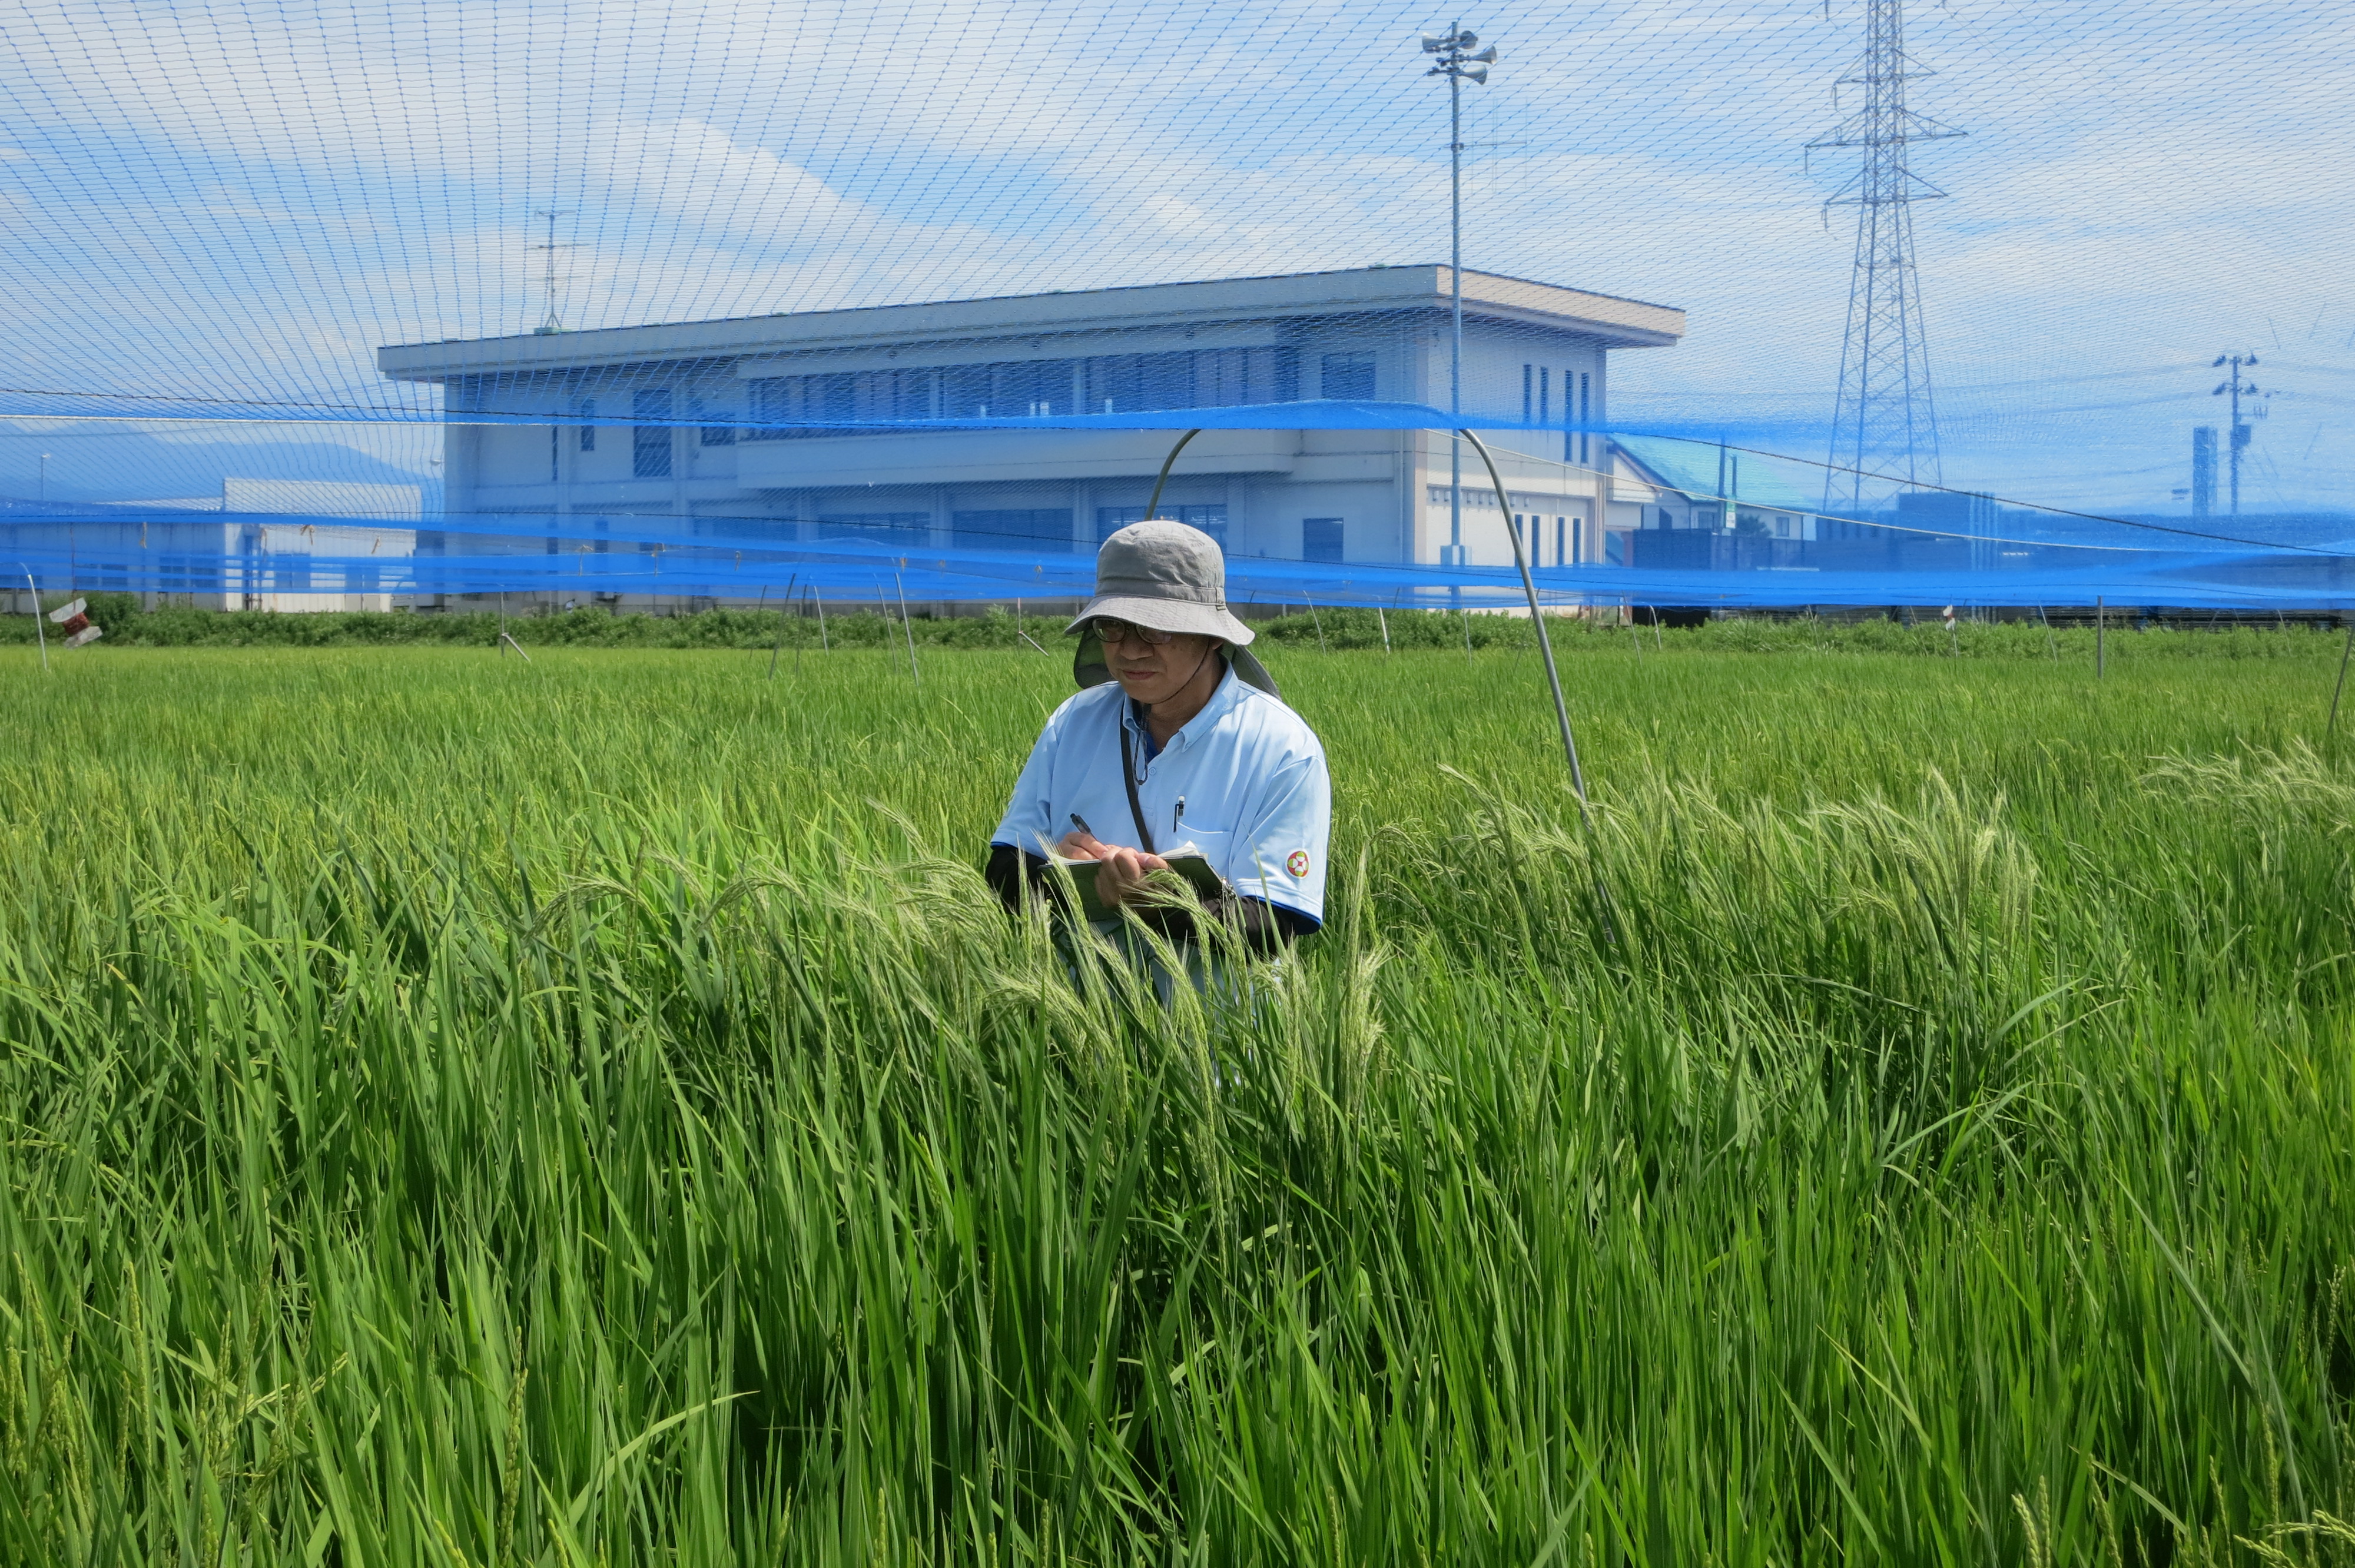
left=1118, top=722, right=1156, bottom=855
left=1116, top=648, right=1216, bottom=858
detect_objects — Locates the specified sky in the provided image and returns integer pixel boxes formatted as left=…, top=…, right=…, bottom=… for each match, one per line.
left=0, top=0, right=2347, bottom=517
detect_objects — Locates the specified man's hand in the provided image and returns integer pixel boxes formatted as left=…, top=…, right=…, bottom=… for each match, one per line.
left=1052, top=830, right=1168, bottom=909
left=1060, top=829, right=1178, bottom=904
left=1054, top=828, right=1114, bottom=861
left=1092, top=845, right=1169, bottom=908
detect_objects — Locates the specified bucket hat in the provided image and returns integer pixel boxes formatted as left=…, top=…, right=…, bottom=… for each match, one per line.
left=1067, top=520, right=1279, bottom=696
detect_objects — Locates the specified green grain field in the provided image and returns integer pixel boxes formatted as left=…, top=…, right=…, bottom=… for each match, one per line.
left=2, top=624, right=2352, bottom=1566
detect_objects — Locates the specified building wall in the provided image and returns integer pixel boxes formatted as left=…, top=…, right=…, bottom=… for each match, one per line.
left=432, top=290, right=1648, bottom=594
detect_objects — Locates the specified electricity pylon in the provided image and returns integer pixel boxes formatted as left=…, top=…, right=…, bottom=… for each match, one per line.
left=532, top=209, right=572, bottom=336
left=1809, top=0, right=1963, bottom=514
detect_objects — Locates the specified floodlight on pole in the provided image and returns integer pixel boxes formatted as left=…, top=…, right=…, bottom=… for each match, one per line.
left=1419, top=21, right=1498, bottom=573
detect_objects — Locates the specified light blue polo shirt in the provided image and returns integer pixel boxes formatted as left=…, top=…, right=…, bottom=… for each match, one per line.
left=992, top=664, right=1332, bottom=928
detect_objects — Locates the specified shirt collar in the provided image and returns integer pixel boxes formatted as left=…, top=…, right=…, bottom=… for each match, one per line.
left=1120, top=660, right=1244, bottom=754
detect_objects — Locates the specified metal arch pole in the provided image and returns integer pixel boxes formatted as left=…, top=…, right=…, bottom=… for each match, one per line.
left=768, top=572, right=798, bottom=680
left=1461, top=429, right=1591, bottom=816
left=1145, top=430, right=1203, bottom=523
left=1448, top=55, right=1464, bottom=591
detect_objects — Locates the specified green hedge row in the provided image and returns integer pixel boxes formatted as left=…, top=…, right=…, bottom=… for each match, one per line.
left=4, top=595, right=2341, bottom=658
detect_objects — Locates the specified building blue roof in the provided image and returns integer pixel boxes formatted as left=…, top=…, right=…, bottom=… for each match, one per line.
left=1614, top=435, right=1817, bottom=512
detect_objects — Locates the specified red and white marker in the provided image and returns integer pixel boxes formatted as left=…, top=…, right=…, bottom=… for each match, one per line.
left=48, top=597, right=104, bottom=649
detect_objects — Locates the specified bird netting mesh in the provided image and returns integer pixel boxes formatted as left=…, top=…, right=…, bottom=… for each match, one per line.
left=2, top=0, right=2349, bottom=610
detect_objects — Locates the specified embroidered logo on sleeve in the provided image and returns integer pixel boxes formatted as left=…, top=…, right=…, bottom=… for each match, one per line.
left=1285, top=850, right=1311, bottom=878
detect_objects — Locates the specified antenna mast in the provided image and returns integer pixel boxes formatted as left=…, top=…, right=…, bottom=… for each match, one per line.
left=1809, top=0, right=1963, bottom=514
left=532, top=209, right=572, bottom=335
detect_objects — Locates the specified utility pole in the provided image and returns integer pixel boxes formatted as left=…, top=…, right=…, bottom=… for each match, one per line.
left=1421, top=25, right=1497, bottom=570
left=532, top=209, right=572, bottom=335
left=2210, top=353, right=2266, bottom=519
left=42, top=453, right=72, bottom=592
left=1809, top=0, right=1963, bottom=515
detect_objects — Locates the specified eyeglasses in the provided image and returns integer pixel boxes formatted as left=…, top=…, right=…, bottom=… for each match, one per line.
left=1089, top=617, right=1175, bottom=646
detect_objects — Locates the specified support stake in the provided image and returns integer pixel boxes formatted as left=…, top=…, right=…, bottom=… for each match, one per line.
left=2097, top=596, right=2106, bottom=680
left=21, top=570, right=45, bottom=672
left=894, top=572, right=920, bottom=686
left=2330, top=617, right=2354, bottom=736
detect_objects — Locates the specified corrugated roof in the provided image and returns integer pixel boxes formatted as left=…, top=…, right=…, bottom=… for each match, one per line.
left=1614, top=435, right=1816, bottom=512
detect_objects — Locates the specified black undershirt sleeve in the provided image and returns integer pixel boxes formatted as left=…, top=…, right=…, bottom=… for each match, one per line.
left=983, top=843, right=1312, bottom=954
left=984, top=842, right=1060, bottom=913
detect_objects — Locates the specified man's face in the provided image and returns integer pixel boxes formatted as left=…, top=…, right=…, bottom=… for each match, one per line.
left=1106, top=626, right=1220, bottom=706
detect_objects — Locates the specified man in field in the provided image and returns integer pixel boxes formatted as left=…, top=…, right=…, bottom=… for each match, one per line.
left=986, top=520, right=1330, bottom=954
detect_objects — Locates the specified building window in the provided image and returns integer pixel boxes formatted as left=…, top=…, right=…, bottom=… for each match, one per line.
left=1554, top=516, right=1566, bottom=567
left=817, top=512, right=930, bottom=547
left=1605, top=529, right=1626, bottom=567
left=1097, top=503, right=1227, bottom=547
left=1320, top=352, right=1375, bottom=401
left=1579, top=373, right=1591, bottom=465
left=1540, top=368, right=1550, bottom=427
left=745, top=350, right=1302, bottom=434
left=549, top=425, right=559, bottom=482
left=696, top=395, right=737, bottom=446
left=1302, top=517, right=1344, bottom=563
left=1522, top=364, right=1533, bottom=424
left=944, top=360, right=1074, bottom=419
left=1086, top=348, right=1298, bottom=414
left=951, top=509, right=1073, bottom=551
left=633, top=389, right=673, bottom=478
left=578, top=398, right=596, bottom=451
left=1083, top=353, right=1184, bottom=414
left=746, top=368, right=934, bottom=438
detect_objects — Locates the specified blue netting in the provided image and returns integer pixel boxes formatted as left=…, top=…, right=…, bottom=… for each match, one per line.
left=2, top=1, right=2349, bottom=609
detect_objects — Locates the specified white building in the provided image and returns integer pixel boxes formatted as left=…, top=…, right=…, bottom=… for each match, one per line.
left=2, top=479, right=418, bottom=613
left=377, top=266, right=1684, bottom=600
